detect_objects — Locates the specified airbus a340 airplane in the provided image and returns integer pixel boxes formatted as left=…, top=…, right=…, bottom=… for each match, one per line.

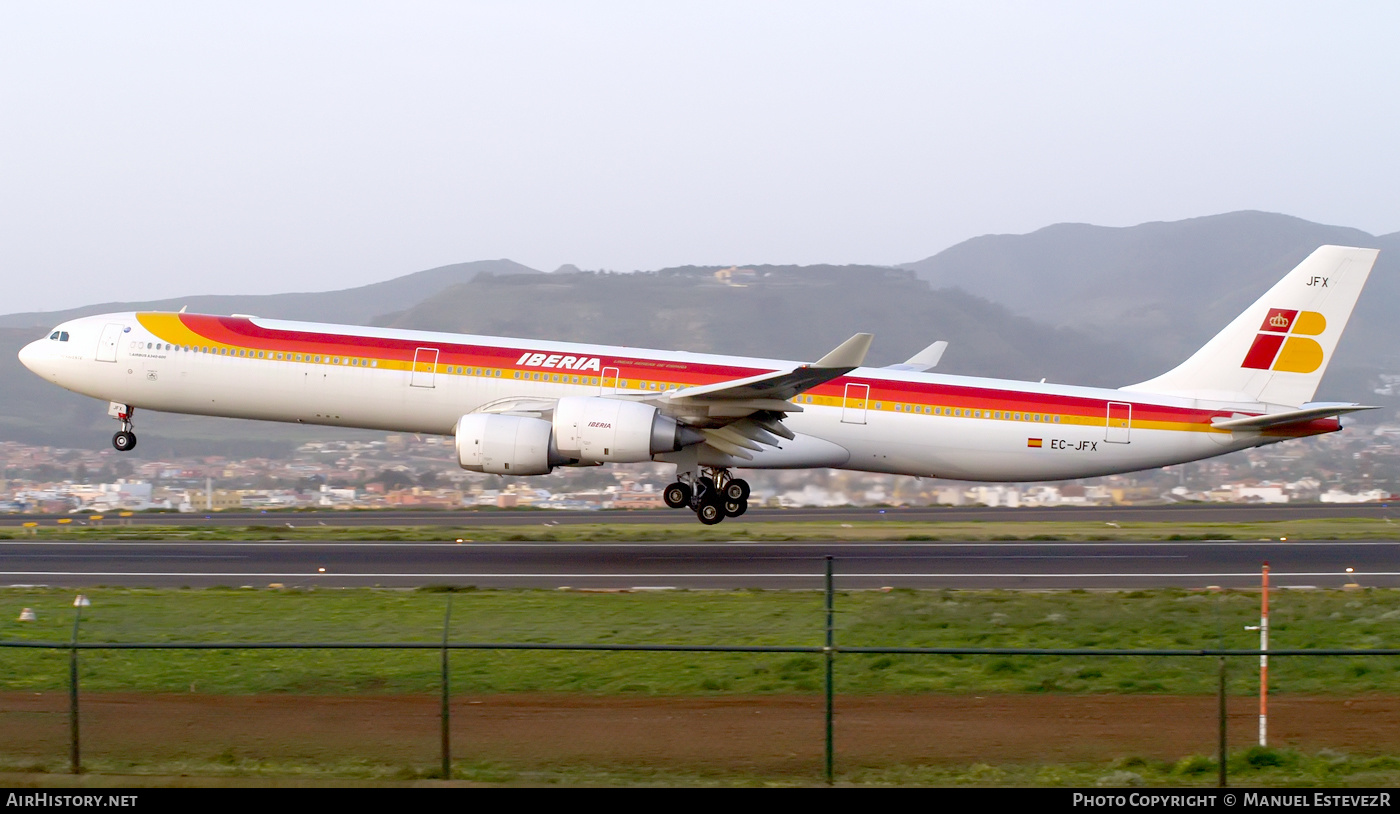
left=17, top=246, right=1380, bottom=524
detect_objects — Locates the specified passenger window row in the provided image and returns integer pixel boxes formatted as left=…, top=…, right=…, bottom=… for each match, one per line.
left=792, top=392, right=1063, bottom=422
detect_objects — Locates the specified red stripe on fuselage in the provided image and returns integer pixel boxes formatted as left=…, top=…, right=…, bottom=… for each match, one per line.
left=176, top=314, right=762, bottom=383
left=169, top=314, right=1241, bottom=430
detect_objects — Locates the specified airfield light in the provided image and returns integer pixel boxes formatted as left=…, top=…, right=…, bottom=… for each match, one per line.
left=73, top=595, right=90, bottom=607
left=318, top=567, right=326, bottom=573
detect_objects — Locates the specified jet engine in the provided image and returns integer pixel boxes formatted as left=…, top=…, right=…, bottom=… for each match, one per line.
left=454, top=414, right=560, bottom=475
left=455, top=397, right=702, bottom=475
left=552, top=396, right=701, bottom=463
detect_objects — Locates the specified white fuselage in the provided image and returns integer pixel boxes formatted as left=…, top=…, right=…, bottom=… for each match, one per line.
left=19, top=312, right=1320, bottom=482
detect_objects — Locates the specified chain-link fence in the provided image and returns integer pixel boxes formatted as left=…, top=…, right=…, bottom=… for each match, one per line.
left=4, top=561, right=1398, bottom=786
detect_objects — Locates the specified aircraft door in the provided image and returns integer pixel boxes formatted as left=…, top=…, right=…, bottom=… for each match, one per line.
left=600, top=366, right=620, bottom=394
left=96, top=323, right=124, bottom=363
left=411, top=347, right=439, bottom=388
left=1105, top=401, right=1132, bottom=443
left=841, top=382, right=870, bottom=424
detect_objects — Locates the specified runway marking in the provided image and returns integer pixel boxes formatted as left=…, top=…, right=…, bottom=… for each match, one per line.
left=1, top=540, right=1398, bottom=548
left=635, top=552, right=1192, bottom=557
left=3, top=571, right=1399, bottom=579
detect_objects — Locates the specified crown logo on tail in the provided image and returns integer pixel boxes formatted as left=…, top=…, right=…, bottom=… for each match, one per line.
left=1242, top=308, right=1327, bottom=372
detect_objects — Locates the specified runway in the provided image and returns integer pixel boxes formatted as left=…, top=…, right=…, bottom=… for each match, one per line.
left=0, top=502, right=1395, bottom=528
left=1, top=539, right=1394, bottom=590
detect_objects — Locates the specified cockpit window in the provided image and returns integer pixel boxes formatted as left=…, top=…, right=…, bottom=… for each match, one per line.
left=50, top=332, right=59, bottom=340
left=49, top=331, right=69, bottom=342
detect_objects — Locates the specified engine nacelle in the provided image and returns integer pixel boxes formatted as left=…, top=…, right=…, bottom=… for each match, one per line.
left=455, top=398, right=701, bottom=475
left=454, top=413, right=558, bottom=475
left=553, top=396, right=696, bottom=463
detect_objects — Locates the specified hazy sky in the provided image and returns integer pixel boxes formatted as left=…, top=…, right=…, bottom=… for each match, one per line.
left=3, top=2, right=1398, bottom=313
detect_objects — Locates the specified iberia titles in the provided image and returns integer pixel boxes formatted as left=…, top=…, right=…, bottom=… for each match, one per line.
left=515, top=352, right=604, bottom=372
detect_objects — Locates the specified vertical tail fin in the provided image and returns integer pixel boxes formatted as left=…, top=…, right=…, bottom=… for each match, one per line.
left=1121, top=245, right=1379, bottom=406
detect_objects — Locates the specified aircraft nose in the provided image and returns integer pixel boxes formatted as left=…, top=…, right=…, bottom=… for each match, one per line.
left=18, top=339, right=46, bottom=375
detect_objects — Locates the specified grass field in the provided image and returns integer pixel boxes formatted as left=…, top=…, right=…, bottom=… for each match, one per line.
left=2, top=586, right=1398, bottom=695
left=4, top=586, right=1399, bottom=785
left=3, top=516, right=1400, bottom=541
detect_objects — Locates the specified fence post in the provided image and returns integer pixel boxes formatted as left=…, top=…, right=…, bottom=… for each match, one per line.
left=441, top=595, right=452, bottom=781
left=1218, top=655, right=1228, bottom=788
left=824, top=555, right=834, bottom=786
left=69, top=604, right=83, bottom=774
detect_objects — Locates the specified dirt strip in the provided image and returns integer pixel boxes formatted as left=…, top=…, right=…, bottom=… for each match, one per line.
left=3, top=693, right=1397, bottom=773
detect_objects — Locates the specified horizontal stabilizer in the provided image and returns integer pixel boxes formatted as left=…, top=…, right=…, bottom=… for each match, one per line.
left=1211, top=403, right=1378, bottom=431
left=885, top=340, right=947, bottom=372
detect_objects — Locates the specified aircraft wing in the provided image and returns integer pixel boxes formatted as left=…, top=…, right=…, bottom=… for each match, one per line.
left=472, top=335, right=874, bottom=462
left=668, top=333, right=873, bottom=402
left=652, top=333, right=873, bottom=460
left=1211, top=403, right=1378, bottom=431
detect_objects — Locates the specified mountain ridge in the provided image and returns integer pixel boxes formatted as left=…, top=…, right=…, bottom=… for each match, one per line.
left=2, top=211, right=1393, bottom=452
left=0, top=259, right=541, bottom=329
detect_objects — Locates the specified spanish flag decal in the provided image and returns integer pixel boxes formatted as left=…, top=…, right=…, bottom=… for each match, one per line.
left=1027, top=438, right=1043, bottom=448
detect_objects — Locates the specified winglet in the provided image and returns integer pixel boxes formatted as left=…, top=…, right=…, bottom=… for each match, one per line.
left=886, top=340, right=947, bottom=372
left=814, top=333, right=873, bottom=369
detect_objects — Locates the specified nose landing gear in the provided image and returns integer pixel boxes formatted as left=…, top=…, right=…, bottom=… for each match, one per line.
left=109, top=402, right=137, bottom=452
left=113, top=430, right=136, bottom=452
left=664, top=467, right=750, bottom=525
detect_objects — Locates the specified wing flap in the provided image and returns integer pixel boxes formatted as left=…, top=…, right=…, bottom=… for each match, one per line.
left=696, top=398, right=804, bottom=416
left=699, top=430, right=756, bottom=460
left=707, top=426, right=765, bottom=451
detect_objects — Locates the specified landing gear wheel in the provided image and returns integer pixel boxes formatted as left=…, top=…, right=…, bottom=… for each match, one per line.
left=697, top=502, right=725, bottom=525
left=675, top=467, right=743, bottom=524
left=663, top=482, right=691, bottom=509
left=109, top=404, right=137, bottom=453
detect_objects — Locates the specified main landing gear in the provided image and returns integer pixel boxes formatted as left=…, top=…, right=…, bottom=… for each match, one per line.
left=664, top=468, right=750, bottom=525
left=109, top=403, right=137, bottom=452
